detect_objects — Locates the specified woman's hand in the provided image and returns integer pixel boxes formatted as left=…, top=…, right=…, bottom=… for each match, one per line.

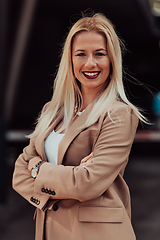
left=78, top=152, right=93, bottom=168
left=28, top=156, right=42, bottom=171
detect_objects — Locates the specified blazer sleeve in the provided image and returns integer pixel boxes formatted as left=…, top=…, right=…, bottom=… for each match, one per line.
left=12, top=103, right=50, bottom=209
left=34, top=105, right=139, bottom=202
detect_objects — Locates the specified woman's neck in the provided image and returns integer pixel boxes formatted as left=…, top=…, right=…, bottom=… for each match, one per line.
left=81, top=88, right=99, bottom=110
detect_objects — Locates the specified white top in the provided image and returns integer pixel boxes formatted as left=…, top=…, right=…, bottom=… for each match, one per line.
left=44, top=129, right=65, bottom=164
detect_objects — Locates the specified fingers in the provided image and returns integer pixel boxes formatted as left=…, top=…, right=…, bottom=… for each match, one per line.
left=77, top=152, right=93, bottom=168
left=79, top=159, right=92, bottom=168
left=81, top=152, right=93, bottom=164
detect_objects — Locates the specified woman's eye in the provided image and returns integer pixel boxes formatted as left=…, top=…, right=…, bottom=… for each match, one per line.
left=95, top=52, right=106, bottom=56
left=76, top=53, right=85, bottom=57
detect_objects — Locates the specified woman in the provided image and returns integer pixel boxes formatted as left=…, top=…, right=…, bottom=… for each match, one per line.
left=12, top=12, right=146, bottom=240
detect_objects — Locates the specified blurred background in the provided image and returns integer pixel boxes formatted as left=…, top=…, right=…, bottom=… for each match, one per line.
left=0, top=0, right=160, bottom=239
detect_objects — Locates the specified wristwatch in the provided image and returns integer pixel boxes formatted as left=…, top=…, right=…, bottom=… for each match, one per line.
left=31, top=160, right=44, bottom=179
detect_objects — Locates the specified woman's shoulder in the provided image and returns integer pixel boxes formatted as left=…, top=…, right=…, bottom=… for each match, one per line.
left=109, top=101, right=134, bottom=113
left=102, top=100, right=139, bottom=124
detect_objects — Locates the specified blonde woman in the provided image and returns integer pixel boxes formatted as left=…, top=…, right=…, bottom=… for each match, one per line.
left=13, top=12, right=146, bottom=240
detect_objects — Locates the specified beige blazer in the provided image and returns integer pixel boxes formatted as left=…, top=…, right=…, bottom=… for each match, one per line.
left=12, top=101, right=138, bottom=240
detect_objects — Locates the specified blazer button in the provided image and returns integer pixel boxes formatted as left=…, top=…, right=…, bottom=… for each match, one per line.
left=30, top=197, right=33, bottom=202
left=45, top=189, right=49, bottom=193
left=41, top=188, right=45, bottom=193
left=48, top=190, right=52, bottom=195
left=37, top=200, right=40, bottom=205
left=52, top=204, right=58, bottom=211
left=51, top=191, right=55, bottom=195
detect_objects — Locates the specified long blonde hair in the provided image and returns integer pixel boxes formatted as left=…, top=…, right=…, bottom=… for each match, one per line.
left=28, top=12, right=147, bottom=138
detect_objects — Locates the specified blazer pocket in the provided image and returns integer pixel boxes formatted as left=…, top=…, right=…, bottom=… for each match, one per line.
left=79, top=206, right=123, bottom=223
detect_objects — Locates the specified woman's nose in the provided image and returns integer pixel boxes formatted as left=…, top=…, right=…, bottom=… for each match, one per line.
left=85, top=55, right=96, bottom=68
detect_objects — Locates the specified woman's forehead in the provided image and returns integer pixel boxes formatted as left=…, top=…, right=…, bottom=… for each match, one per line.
left=72, top=31, right=107, bottom=50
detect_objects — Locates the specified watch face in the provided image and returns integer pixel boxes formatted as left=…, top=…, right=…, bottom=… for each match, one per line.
left=31, top=168, right=37, bottom=179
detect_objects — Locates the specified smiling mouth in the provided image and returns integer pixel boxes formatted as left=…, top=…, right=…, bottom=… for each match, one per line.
left=83, top=71, right=100, bottom=79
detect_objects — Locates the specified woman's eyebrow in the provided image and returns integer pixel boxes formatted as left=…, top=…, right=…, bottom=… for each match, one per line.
left=74, top=49, right=107, bottom=53
left=95, top=48, right=107, bottom=52
left=74, top=49, right=85, bottom=53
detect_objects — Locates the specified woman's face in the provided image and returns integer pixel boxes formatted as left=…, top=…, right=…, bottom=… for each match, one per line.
left=72, top=31, right=110, bottom=94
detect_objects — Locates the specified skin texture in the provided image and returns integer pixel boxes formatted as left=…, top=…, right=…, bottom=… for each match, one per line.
left=72, top=31, right=110, bottom=109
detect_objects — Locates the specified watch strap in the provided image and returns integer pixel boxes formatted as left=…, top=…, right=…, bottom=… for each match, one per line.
left=31, top=160, right=44, bottom=179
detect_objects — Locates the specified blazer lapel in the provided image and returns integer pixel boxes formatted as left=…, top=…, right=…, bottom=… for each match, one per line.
left=57, top=102, right=94, bottom=165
